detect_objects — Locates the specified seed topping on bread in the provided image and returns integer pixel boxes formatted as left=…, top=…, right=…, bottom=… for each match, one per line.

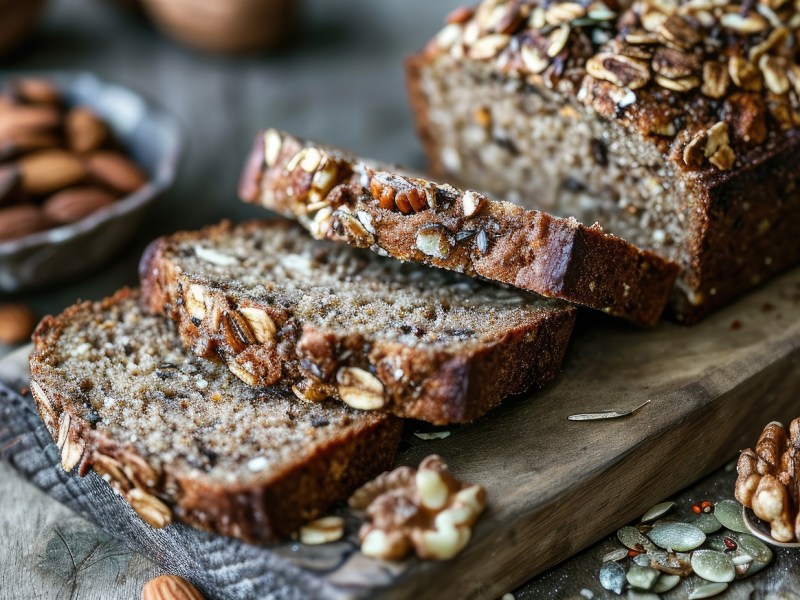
left=426, top=0, right=800, bottom=171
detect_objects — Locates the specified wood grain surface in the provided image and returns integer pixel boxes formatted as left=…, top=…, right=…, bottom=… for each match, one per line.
left=2, top=264, right=800, bottom=599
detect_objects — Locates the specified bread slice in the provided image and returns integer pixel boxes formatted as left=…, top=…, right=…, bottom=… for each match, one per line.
left=405, top=1, right=800, bottom=323
left=28, top=289, right=403, bottom=544
left=139, top=219, right=576, bottom=424
left=238, top=130, right=679, bottom=327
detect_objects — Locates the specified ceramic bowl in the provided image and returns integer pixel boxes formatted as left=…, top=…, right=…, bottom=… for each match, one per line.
left=142, top=0, right=296, bottom=54
left=0, top=72, right=181, bottom=292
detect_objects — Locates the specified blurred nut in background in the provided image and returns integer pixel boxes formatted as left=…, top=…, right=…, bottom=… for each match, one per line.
left=0, top=303, right=37, bottom=345
left=0, top=0, right=49, bottom=57
left=142, top=0, right=297, bottom=54
left=0, top=77, right=148, bottom=244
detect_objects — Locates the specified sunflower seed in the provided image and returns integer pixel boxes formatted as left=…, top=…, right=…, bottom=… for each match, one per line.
left=476, top=229, right=488, bottom=253
left=652, top=573, right=681, bottom=593
left=626, top=565, right=659, bottom=590
left=691, top=550, right=735, bottom=583
left=713, top=500, right=747, bottom=533
left=599, top=561, right=625, bottom=594
left=602, top=548, right=629, bottom=562
left=648, top=522, right=706, bottom=551
left=691, top=512, right=722, bottom=534
left=618, top=526, right=657, bottom=553
left=687, top=582, right=728, bottom=599
left=568, top=399, right=650, bottom=420
left=641, top=501, right=675, bottom=522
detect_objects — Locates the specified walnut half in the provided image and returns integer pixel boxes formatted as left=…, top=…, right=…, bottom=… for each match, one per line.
left=735, top=418, right=800, bottom=542
left=348, top=455, right=487, bottom=561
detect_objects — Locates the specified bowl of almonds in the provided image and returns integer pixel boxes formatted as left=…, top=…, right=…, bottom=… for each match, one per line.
left=0, top=73, right=181, bottom=291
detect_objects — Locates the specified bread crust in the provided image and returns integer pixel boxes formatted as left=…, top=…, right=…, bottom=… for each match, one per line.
left=139, top=220, right=577, bottom=424
left=238, top=131, right=678, bottom=327
left=29, top=288, right=403, bottom=544
left=405, top=1, right=800, bottom=323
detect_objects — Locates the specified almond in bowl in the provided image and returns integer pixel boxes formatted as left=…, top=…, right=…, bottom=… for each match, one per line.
left=0, top=73, right=181, bottom=291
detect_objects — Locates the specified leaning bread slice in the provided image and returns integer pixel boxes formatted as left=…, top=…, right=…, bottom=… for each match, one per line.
left=29, top=289, right=402, bottom=544
left=139, top=220, right=576, bottom=424
left=239, top=130, right=679, bottom=327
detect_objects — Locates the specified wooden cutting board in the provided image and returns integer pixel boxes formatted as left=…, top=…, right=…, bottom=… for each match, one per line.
left=2, top=268, right=800, bottom=600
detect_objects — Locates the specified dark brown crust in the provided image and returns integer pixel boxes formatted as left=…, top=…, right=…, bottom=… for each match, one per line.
left=238, top=131, right=679, bottom=327
left=405, top=3, right=800, bottom=323
left=139, top=220, right=577, bottom=424
left=28, top=288, right=404, bottom=544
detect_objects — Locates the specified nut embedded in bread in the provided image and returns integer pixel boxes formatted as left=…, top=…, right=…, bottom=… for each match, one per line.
left=29, top=289, right=403, bottom=544
left=406, top=0, right=800, bottom=323
left=139, top=219, right=577, bottom=424
left=238, top=130, right=679, bottom=327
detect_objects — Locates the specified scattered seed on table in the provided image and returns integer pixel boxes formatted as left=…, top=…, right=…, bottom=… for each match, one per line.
left=691, top=550, right=735, bottom=583
left=648, top=522, right=706, bottom=552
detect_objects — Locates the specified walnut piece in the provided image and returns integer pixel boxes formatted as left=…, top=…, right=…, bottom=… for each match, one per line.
left=348, top=455, right=486, bottom=561
left=735, top=418, right=800, bottom=542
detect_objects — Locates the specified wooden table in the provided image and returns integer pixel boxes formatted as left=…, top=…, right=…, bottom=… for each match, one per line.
left=2, top=1, right=799, bottom=598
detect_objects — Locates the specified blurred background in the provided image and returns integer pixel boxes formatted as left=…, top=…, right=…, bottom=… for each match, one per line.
left=0, top=0, right=463, bottom=332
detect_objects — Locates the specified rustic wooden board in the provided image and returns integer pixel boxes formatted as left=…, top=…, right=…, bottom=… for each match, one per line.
left=2, top=266, right=800, bottom=600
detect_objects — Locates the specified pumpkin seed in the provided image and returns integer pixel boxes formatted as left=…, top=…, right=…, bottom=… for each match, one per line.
left=732, top=533, right=772, bottom=563
left=687, top=581, right=728, bottom=599
left=633, top=553, right=651, bottom=566
left=704, top=535, right=728, bottom=552
left=602, top=548, right=629, bottom=562
left=691, top=550, right=735, bottom=583
left=626, top=565, right=659, bottom=590
left=691, top=512, right=723, bottom=534
left=648, top=522, right=706, bottom=551
left=618, top=526, right=657, bottom=553
left=626, top=592, right=660, bottom=600
left=714, top=500, right=748, bottom=533
left=743, top=559, right=770, bottom=577
left=641, top=501, right=676, bottom=523
left=599, top=560, right=626, bottom=594
left=653, top=573, right=681, bottom=593
left=731, top=553, right=753, bottom=565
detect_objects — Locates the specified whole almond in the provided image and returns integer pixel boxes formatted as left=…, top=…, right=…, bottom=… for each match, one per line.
left=86, top=151, right=146, bottom=193
left=142, top=575, right=205, bottom=600
left=0, top=205, right=48, bottom=241
left=43, top=187, right=117, bottom=224
left=0, top=303, right=37, bottom=344
left=0, top=104, right=61, bottom=138
left=66, top=107, right=108, bottom=153
left=18, top=150, right=88, bottom=195
left=0, top=165, right=21, bottom=206
left=11, top=78, right=62, bottom=105
left=0, top=130, right=61, bottom=162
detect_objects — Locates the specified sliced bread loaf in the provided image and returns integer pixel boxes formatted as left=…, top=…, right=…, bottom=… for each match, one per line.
left=29, top=289, right=403, bottom=544
left=139, top=219, right=576, bottom=424
left=238, top=130, right=680, bottom=327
